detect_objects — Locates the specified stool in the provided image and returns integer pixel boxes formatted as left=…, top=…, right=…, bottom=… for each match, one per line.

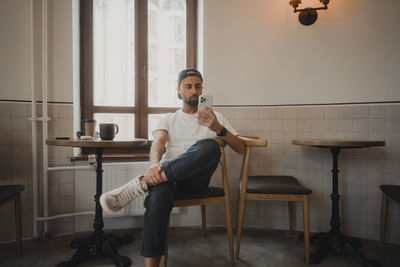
left=0, top=185, right=25, bottom=256
left=379, top=184, right=400, bottom=252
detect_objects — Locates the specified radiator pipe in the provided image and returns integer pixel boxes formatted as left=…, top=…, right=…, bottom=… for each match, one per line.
left=30, top=0, right=38, bottom=238
left=41, top=0, right=49, bottom=234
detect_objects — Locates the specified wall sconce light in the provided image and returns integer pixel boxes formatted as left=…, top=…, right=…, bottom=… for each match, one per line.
left=289, top=0, right=330, bottom=26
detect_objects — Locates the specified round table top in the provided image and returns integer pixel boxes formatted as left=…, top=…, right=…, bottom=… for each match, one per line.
left=46, top=138, right=148, bottom=148
left=292, top=139, right=385, bottom=148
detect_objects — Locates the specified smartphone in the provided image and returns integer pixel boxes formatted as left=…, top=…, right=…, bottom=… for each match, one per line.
left=198, top=95, right=213, bottom=115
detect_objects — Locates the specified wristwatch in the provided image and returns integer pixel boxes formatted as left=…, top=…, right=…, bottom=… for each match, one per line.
left=217, top=127, right=227, bottom=137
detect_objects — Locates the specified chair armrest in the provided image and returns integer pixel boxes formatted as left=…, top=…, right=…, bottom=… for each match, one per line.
left=240, top=135, right=259, bottom=139
left=214, top=137, right=227, bottom=147
left=239, top=136, right=267, bottom=147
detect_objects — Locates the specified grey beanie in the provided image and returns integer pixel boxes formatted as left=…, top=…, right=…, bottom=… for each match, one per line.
left=177, top=68, right=203, bottom=86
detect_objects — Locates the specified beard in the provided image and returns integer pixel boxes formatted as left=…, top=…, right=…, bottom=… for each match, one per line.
left=184, top=99, right=198, bottom=106
left=183, top=95, right=199, bottom=106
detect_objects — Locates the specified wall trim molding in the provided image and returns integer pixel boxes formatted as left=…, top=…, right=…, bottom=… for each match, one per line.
left=214, top=101, right=400, bottom=108
left=2, top=99, right=399, bottom=107
left=0, top=99, right=73, bottom=105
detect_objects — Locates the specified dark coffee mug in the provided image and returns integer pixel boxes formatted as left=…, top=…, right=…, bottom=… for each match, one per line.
left=99, top=123, right=119, bottom=140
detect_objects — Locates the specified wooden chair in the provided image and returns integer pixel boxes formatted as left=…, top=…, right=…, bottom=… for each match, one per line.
left=0, top=185, right=25, bottom=256
left=379, top=184, right=400, bottom=252
left=161, top=138, right=234, bottom=267
left=235, top=137, right=311, bottom=264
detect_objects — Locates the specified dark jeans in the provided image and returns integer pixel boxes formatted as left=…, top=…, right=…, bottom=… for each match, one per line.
left=141, top=138, right=221, bottom=257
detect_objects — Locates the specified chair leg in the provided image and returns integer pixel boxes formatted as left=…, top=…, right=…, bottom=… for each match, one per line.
left=201, top=205, right=207, bottom=236
left=224, top=199, right=234, bottom=265
left=162, top=217, right=171, bottom=267
left=14, top=195, right=22, bottom=257
left=380, top=193, right=389, bottom=252
left=302, top=195, right=310, bottom=264
left=288, top=201, right=294, bottom=235
left=236, top=191, right=247, bottom=259
left=235, top=189, right=241, bottom=221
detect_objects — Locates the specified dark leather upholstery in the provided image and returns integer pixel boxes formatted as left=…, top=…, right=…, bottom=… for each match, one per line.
left=0, top=185, right=25, bottom=204
left=174, top=185, right=224, bottom=200
left=242, top=176, right=311, bottom=195
left=380, top=184, right=400, bottom=203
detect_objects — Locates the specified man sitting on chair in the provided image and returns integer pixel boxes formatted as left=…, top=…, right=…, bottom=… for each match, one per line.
left=100, top=68, right=245, bottom=267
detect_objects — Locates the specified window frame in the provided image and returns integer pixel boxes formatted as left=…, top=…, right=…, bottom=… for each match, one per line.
left=80, top=0, right=197, bottom=143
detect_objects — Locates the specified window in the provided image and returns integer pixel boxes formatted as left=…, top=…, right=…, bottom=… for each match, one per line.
left=149, top=0, right=160, bottom=7
left=168, top=48, right=185, bottom=74
left=163, top=0, right=184, bottom=10
left=148, top=10, right=158, bottom=38
left=81, top=0, right=197, bottom=143
left=169, top=16, right=185, bottom=43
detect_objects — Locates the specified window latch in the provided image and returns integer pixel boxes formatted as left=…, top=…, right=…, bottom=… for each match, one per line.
left=142, top=64, right=146, bottom=81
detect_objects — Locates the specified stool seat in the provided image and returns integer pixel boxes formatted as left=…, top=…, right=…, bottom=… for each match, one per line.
left=175, top=185, right=224, bottom=200
left=242, top=176, right=312, bottom=195
left=380, top=184, right=400, bottom=203
left=0, top=185, right=25, bottom=203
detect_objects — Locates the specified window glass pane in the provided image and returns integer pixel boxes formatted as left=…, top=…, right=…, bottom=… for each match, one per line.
left=94, top=113, right=135, bottom=140
left=93, top=0, right=135, bottom=107
left=148, top=0, right=186, bottom=108
left=148, top=114, right=164, bottom=140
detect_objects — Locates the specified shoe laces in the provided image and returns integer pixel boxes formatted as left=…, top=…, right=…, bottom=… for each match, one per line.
left=116, top=177, right=146, bottom=204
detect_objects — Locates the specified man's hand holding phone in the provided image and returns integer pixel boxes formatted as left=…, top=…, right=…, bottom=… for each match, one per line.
left=197, top=95, right=223, bottom=134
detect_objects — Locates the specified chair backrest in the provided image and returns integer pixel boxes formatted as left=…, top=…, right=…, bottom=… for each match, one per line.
left=238, top=136, right=268, bottom=192
left=214, top=136, right=267, bottom=199
left=215, top=138, right=230, bottom=195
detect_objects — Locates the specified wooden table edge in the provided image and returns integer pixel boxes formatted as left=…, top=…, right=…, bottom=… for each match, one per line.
left=46, top=138, right=148, bottom=148
left=292, top=139, right=385, bottom=148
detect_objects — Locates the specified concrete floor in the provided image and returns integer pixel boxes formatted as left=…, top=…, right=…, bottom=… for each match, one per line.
left=0, top=227, right=399, bottom=267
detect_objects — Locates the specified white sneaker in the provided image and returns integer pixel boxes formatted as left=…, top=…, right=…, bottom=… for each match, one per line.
left=100, top=175, right=148, bottom=214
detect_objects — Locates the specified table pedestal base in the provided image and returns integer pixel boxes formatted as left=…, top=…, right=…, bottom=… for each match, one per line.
left=310, top=230, right=380, bottom=267
left=45, top=140, right=148, bottom=266
left=56, top=147, right=133, bottom=266
left=56, top=232, right=133, bottom=267
left=292, top=141, right=385, bottom=267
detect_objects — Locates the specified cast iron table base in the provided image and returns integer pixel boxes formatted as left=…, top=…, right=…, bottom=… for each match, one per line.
left=57, top=148, right=133, bottom=267
left=309, top=148, right=380, bottom=267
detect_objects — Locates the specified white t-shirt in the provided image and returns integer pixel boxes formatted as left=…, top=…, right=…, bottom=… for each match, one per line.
left=152, top=109, right=238, bottom=163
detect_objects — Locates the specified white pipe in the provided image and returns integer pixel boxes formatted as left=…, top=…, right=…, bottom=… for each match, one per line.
left=47, top=166, right=95, bottom=171
left=42, top=0, right=49, bottom=234
left=47, top=162, right=122, bottom=172
left=30, top=0, right=38, bottom=238
left=35, top=211, right=95, bottom=221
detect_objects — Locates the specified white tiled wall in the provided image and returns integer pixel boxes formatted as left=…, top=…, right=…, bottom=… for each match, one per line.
left=0, top=102, right=399, bottom=245
left=211, top=104, right=400, bottom=244
left=0, top=102, right=74, bottom=243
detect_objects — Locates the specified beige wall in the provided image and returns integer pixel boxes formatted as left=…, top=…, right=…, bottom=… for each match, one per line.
left=202, top=0, right=400, bottom=105
left=2, top=0, right=399, bottom=104
left=0, top=0, right=74, bottom=102
left=0, top=0, right=33, bottom=101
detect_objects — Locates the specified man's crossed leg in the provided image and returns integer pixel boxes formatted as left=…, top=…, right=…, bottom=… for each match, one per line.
left=100, top=139, right=222, bottom=266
